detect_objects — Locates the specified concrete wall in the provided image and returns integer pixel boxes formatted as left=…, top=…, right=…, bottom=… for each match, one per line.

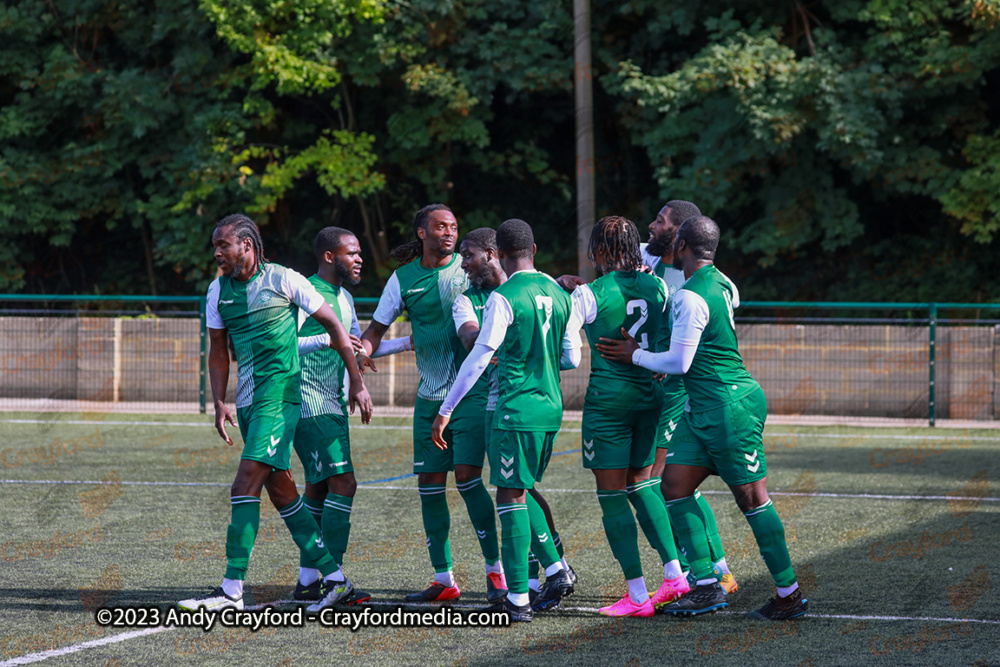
left=0, top=317, right=995, bottom=419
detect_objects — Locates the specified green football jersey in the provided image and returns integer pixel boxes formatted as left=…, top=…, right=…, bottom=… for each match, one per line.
left=577, top=271, right=666, bottom=411
left=673, top=265, right=760, bottom=411
left=298, top=275, right=360, bottom=419
left=373, top=254, right=469, bottom=401
left=459, top=286, right=499, bottom=412
left=482, top=271, right=572, bottom=432
left=206, top=263, right=326, bottom=408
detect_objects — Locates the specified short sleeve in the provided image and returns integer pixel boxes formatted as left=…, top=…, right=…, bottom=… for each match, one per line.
left=372, top=272, right=404, bottom=326
left=344, top=290, right=361, bottom=337
left=476, top=292, right=514, bottom=350
left=282, top=269, right=326, bottom=314
left=206, top=279, right=224, bottom=329
left=452, top=294, right=477, bottom=333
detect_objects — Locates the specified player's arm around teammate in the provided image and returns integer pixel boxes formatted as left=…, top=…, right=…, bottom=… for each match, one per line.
left=597, top=216, right=807, bottom=621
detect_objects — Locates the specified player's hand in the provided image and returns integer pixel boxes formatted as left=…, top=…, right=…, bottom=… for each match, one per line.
left=358, top=353, right=377, bottom=374
left=489, top=355, right=498, bottom=367
left=349, top=334, right=364, bottom=354
left=409, top=335, right=414, bottom=351
left=596, top=327, right=640, bottom=365
left=639, top=264, right=653, bottom=274
left=653, top=372, right=667, bottom=382
left=556, top=274, right=586, bottom=293
left=431, top=414, right=450, bottom=450
left=215, top=403, right=237, bottom=446
left=348, top=380, right=374, bottom=424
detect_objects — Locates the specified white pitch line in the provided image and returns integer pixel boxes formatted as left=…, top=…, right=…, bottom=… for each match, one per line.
left=0, top=626, right=172, bottom=667
left=2, top=479, right=998, bottom=504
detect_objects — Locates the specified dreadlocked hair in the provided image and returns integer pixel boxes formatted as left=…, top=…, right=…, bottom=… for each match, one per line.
left=217, top=213, right=267, bottom=265
left=390, top=203, right=451, bottom=265
left=588, top=215, right=641, bottom=273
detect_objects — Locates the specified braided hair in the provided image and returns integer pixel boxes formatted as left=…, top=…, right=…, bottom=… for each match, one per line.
left=588, top=215, right=641, bottom=273
left=390, top=204, right=451, bottom=265
left=217, top=214, right=267, bottom=266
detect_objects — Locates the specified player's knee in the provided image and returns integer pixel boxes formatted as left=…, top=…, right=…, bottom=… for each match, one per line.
left=732, top=484, right=769, bottom=513
left=329, top=473, right=357, bottom=498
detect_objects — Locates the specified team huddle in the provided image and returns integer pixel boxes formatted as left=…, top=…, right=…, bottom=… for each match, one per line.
left=178, top=202, right=808, bottom=624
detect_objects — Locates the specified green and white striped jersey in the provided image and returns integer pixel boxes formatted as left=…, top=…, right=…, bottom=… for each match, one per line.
left=297, top=275, right=360, bottom=419
left=206, top=263, right=326, bottom=408
left=452, top=286, right=498, bottom=412
left=373, top=254, right=469, bottom=401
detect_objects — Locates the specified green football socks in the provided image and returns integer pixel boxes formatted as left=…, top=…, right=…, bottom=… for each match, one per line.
left=597, top=489, right=643, bottom=579
left=627, top=478, right=679, bottom=564
left=224, top=496, right=260, bottom=580
left=457, top=477, right=500, bottom=565
left=497, top=502, right=531, bottom=595
left=278, top=496, right=336, bottom=576
left=526, top=494, right=560, bottom=568
left=744, top=499, right=796, bottom=587
left=323, top=493, right=353, bottom=567
left=666, top=494, right=715, bottom=582
left=418, top=484, right=453, bottom=573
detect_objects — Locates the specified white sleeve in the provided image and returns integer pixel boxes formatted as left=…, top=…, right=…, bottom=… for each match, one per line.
left=438, top=343, right=494, bottom=417
left=718, top=271, right=740, bottom=309
left=298, top=334, right=330, bottom=356
left=282, top=269, right=326, bottom=315
left=476, top=292, right=514, bottom=351
left=370, top=336, right=412, bottom=358
left=372, top=272, right=404, bottom=326
left=628, top=290, right=708, bottom=375
left=452, top=294, right=477, bottom=332
left=206, top=279, right=224, bottom=329
left=561, top=290, right=587, bottom=370
left=571, top=284, right=598, bottom=326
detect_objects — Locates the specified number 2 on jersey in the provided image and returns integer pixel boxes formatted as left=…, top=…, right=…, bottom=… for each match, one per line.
left=625, top=299, right=650, bottom=349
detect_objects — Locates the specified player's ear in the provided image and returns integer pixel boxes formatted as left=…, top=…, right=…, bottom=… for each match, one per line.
left=531, top=243, right=537, bottom=257
left=416, top=226, right=426, bottom=240
left=323, top=250, right=335, bottom=265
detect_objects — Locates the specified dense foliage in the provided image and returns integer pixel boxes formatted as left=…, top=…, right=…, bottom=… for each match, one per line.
left=1, top=0, right=998, bottom=301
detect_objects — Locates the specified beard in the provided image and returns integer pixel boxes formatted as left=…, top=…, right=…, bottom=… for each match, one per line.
left=647, top=234, right=672, bottom=257
left=334, top=258, right=360, bottom=285
left=672, top=254, right=683, bottom=270
left=469, top=264, right=499, bottom=290
left=225, top=251, right=247, bottom=279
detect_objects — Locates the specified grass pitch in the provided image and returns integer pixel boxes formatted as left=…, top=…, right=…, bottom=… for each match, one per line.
left=0, top=412, right=998, bottom=666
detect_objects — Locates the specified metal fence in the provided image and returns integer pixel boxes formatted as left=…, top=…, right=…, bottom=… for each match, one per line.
left=1, top=296, right=997, bottom=424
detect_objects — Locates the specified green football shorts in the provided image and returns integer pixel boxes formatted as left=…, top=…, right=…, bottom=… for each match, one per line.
left=293, top=413, right=353, bottom=484
left=489, top=428, right=557, bottom=489
left=236, top=400, right=299, bottom=471
left=664, top=386, right=768, bottom=486
left=581, top=400, right=659, bottom=470
left=413, top=397, right=488, bottom=473
left=655, top=393, right=687, bottom=450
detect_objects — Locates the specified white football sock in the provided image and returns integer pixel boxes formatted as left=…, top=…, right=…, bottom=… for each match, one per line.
left=323, top=567, right=345, bottom=583
left=664, top=559, right=684, bottom=581
left=544, top=562, right=564, bottom=577
left=299, top=567, right=320, bottom=586
left=777, top=582, right=799, bottom=598
left=434, top=571, right=455, bottom=587
left=221, top=578, right=243, bottom=598
left=714, top=557, right=731, bottom=575
left=627, top=577, right=649, bottom=604
left=508, top=592, right=530, bottom=607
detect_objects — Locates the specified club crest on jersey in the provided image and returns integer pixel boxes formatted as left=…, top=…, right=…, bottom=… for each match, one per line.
left=452, top=273, right=465, bottom=287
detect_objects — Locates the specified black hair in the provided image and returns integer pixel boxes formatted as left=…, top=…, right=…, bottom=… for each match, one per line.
left=496, top=218, right=534, bottom=259
left=217, top=213, right=267, bottom=264
left=665, top=200, right=701, bottom=227
left=314, top=226, right=355, bottom=261
left=589, top=215, right=641, bottom=272
left=462, top=227, right=498, bottom=254
left=390, top=203, right=451, bottom=264
left=676, top=215, right=720, bottom=261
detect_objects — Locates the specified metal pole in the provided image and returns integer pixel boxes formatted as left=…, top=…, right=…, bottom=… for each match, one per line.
left=928, top=303, right=937, bottom=427
left=574, top=0, right=595, bottom=282
left=199, top=295, right=207, bottom=415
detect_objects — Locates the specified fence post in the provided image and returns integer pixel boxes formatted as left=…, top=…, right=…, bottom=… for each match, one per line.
left=928, top=303, right=937, bottom=427
left=199, top=295, right=207, bottom=415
